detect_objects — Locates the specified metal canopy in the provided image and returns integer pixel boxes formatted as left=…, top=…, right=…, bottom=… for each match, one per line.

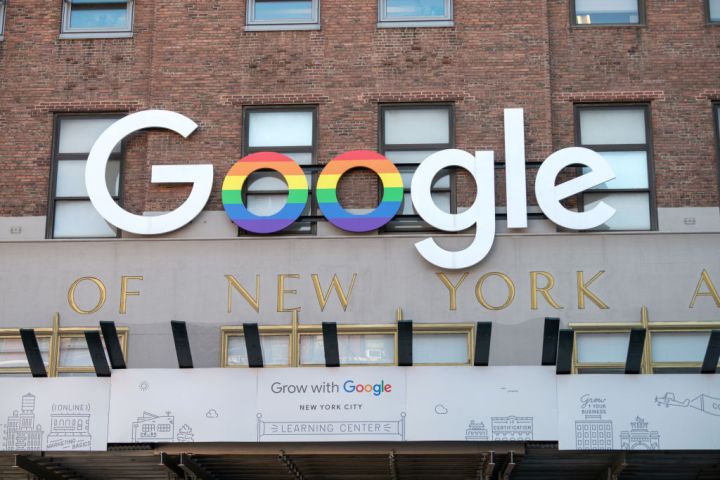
left=1, top=444, right=719, bottom=480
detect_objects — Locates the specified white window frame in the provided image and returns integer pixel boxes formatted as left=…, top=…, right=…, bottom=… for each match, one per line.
left=378, top=0, right=453, bottom=28
left=245, top=0, right=320, bottom=31
left=61, top=0, right=134, bottom=39
left=572, top=0, right=644, bottom=26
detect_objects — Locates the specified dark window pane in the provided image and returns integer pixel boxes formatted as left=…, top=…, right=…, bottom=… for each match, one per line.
left=254, top=1, right=313, bottom=21
left=386, top=0, right=447, bottom=18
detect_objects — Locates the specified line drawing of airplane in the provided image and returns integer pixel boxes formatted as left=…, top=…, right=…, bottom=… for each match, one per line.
left=655, top=392, right=690, bottom=408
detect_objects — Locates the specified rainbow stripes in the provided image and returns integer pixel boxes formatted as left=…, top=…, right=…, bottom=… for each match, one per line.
left=317, top=151, right=403, bottom=232
left=221, top=152, right=309, bottom=234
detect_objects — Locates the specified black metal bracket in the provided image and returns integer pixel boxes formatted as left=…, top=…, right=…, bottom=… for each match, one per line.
left=625, top=328, right=646, bottom=374
left=243, top=323, right=264, bottom=368
left=100, top=321, right=126, bottom=369
left=556, top=329, right=574, bottom=375
left=701, top=330, right=720, bottom=374
left=171, top=321, right=193, bottom=369
left=84, top=330, right=111, bottom=377
left=179, top=453, right=215, bottom=480
left=397, top=320, right=413, bottom=366
left=19, top=329, right=47, bottom=378
left=541, top=317, right=560, bottom=366
left=474, top=322, right=492, bottom=366
left=322, top=322, right=340, bottom=367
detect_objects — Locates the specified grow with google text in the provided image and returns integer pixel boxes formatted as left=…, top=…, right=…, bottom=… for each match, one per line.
left=84, top=109, right=617, bottom=269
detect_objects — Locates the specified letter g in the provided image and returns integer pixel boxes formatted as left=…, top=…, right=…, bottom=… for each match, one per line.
left=85, top=110, right=213, bottom=235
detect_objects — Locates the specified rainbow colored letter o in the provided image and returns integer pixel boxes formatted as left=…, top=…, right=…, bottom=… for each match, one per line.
left=317, top=150, right=403, bottom=232
left=222, top=152, right=309, bottom=234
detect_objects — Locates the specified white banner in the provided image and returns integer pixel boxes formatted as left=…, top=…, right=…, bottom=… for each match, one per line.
left=108, top=369, right=258, bottom=443
left=0, top=378, right=110, bottom=452
left=557, top=374, right=720, bottom=450
left=257, top=367, right=406, bottom=442
left=405, top=366, right=557, bottom=441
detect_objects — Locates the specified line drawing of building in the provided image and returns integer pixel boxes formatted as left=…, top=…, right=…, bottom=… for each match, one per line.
left=620, top=417, right=660, bottom=450
left=465, top=421, right=489, bottom=441
left=491, top=416, right=533, bottom=441
left=46, top=405, right=92, bottom=451
left=3, top=393, right=44, bottom=451
left=575, top=395, right=613, bottom=450
left=131, top=412, right=175, bottom=442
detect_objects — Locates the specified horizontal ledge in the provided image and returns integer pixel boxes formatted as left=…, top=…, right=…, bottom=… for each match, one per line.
left=59, top=32, right=134, bottom=40
left=377, top=21, right=454, bottom=28
left=244, top=24, right=321, bottom=32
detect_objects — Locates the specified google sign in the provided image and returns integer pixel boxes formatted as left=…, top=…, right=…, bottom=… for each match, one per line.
left=85, top=110, right=616, bottom=269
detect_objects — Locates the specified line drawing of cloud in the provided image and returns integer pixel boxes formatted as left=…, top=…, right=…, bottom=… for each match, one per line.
left=434, top=404, right=449, bottom=415
left=206, top=409, right=219, bottom=419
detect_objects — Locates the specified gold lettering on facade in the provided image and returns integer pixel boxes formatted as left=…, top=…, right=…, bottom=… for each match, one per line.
left=436, top=272, right=469, bottom=311
left=225, top=275, right=261, bottom=313
left=689, top=269, right=720, bottom=308
left=475, top=272, right=516, bottom=310
left=530, top=271, right=563, bottom=310
left=577, top=271, right=609, bottom=310
left=119, top=276, right=143, bottom=314
left=277, top=274, right=301, bottom=313
left=67, top=277, right=107, bottom=315
left=311, top=274, right=357, bottom=312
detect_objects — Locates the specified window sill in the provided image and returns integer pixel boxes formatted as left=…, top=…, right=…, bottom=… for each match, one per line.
left=377, top=20, right=454, bottom=28
left=59, top=31, right=134, bottom=40
left=570, top=23, right=646, bottom=29
left=244, top=24, right=321, bottom=32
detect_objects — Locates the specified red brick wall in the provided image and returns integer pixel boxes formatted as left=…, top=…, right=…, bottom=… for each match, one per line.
left=0, top=0, right=717, bottom=219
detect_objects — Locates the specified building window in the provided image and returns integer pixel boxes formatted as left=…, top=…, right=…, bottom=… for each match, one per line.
left=299, top=331, right=396, bottom=366
left=709, top=0, right=720, bottom=22
left=61, top=0, right=134, bottom=37
left=242, top=107, right=317, bottom=234
left=56, top=328, right=128, bottom=376
left=0, top=0, right=6, bottom=38
left=572, top=0, right=642, bottom=25
left=648, top=325, right=720, bottom=373
left=378, top=0, right=453, bottom=27
left=246, top=0, right=320, bottom=30
left=221, top=326, right=291, bottom=367
left=48, top=115, right=123, bottom=239
left=576, top=105, right=655, bottom=231
left=0, top=331, right=51, bottom=376
left=0, top=324, right=128, bottom=376
left=380, top=104, right=454, bottom=232
left=573, top=331, right=631, bottom=374
left=413, top=324, right=473, bottom=365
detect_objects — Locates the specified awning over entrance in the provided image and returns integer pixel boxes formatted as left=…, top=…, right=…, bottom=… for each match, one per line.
left=2, top=443, right=720, bottom=480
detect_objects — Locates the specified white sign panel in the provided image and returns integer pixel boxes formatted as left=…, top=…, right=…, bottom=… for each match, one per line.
left=558, top=375, right=720, bottom=450
left=108, top=369, right=258, bottom=443
left=405, top=366, right=557, bottom=441
left=0, top=378, right=110, bottom=452
left=257, top=367, right=406, bottom=442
